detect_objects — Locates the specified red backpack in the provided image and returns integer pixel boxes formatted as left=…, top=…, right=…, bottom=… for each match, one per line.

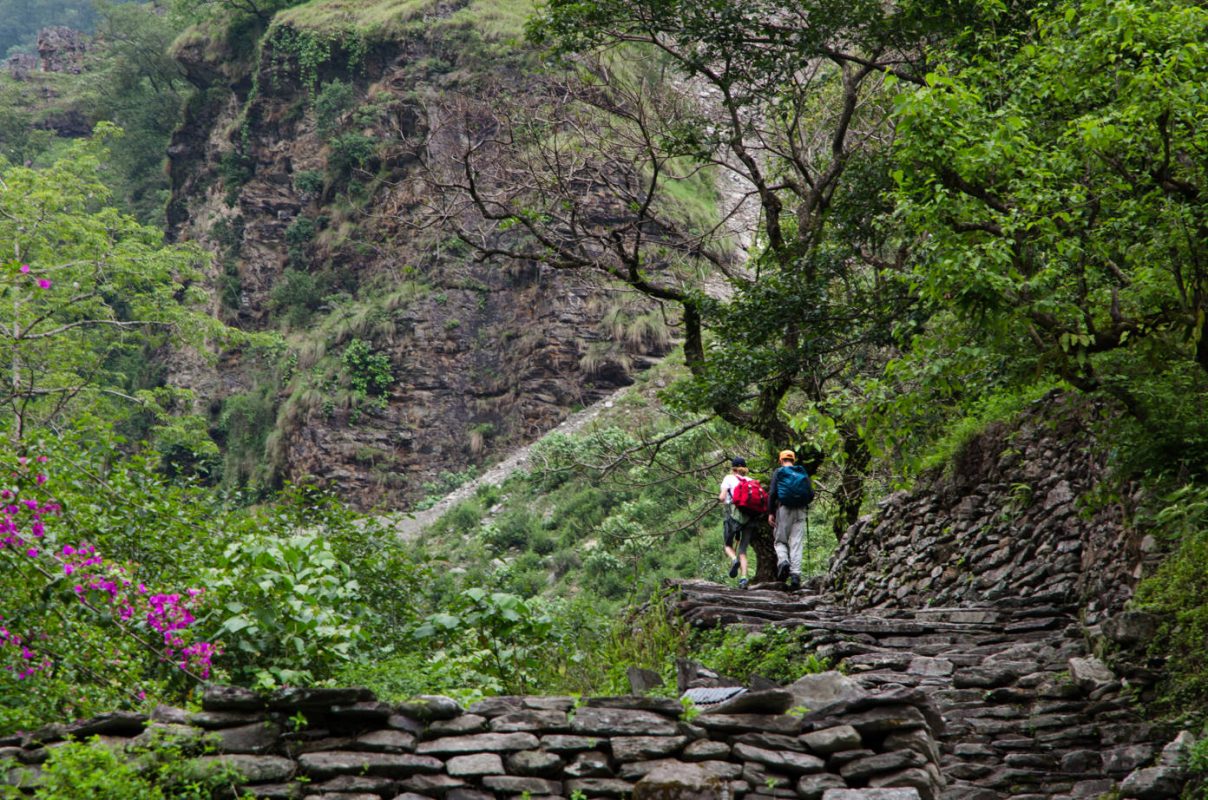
left=731, top=476, right=768, bottom=516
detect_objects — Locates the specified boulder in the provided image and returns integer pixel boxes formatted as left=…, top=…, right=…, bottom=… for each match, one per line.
left=1119, top=766, right=1184, bottom=799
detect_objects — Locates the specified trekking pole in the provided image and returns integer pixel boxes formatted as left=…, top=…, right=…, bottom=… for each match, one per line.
left=805, top=511, right=810, bottom=576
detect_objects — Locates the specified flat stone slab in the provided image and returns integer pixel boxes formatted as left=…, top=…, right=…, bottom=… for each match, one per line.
left=297, top=751, right=442, bottom=778
left=481, top=775, right=562, bottom=795
left=569, top=707, right=680, bottom=736
left=801, top=725, right=863, bottom=754
left=65, top=712, right=147, bottom=739
left=567, top=777, right=637, bottom=797
left=191, top=754, right=295, bottom=783
left=823, top=790, right=922, bottom=800
left=611, top=735, right=690, bottom=761
left=415, top=732, right=540, bottom=754
left=353, top=729, right=415, bottom=753
left=695, top=714, right=801, bottom=735
left=446, top=753, right=505, bottom=776
left=732, top=743, right=824, bottom=774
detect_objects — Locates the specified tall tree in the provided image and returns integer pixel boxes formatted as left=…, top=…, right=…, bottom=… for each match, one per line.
left=0, top=126, right=232, bottom=446
left=424, top=0, right=953, bottom=536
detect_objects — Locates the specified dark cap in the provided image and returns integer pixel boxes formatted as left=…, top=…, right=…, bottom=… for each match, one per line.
left=731, top=456, right=747, bottom=467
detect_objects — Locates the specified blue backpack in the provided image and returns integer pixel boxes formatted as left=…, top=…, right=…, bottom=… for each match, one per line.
left=776, top=465, right=814, bottom=508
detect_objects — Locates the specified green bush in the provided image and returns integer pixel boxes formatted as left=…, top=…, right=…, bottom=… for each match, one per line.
left=284, top=215, right=316, bottom=248
left=327, top=132, right=375, bottom=174
left=5, top=734, right=246, bottom=800
left=269, top=268, right=326, bottom=326
left=689, top=625, right=829, bottom=686
left=293, top=169, right=325, bottom=196
left=314, top=78, right=357, bottom=139
left=341, top=338, right=393, bottom=399
left=1134, top=484, right=1208, bottom=714
left=217, top=150, right=253, bottom=206
left=203, top=531, right=367, bottom=688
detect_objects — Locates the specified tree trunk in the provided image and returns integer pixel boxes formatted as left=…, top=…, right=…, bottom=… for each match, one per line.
left=749, top=519, right=779, bottom=584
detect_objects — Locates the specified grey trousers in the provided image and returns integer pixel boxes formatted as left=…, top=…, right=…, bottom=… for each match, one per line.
left=774, top=505, right=808, bottom=576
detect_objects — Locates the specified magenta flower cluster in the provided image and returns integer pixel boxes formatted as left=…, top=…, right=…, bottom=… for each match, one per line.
left=1, top=456, right=219, bottom=683
left=15, top=263, right=52, bottom=290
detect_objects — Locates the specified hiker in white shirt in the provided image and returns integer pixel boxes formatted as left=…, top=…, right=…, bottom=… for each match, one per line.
left=718, top=457, right=753, bottom=589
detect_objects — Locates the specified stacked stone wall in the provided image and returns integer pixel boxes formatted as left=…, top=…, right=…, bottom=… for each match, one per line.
left=827, top=393, right=1150, bottom=628
left=1, top=685, right=945, bottom=800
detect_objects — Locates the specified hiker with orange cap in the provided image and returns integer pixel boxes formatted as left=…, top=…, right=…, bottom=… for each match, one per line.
left=766, top=449, right=814, bottom=591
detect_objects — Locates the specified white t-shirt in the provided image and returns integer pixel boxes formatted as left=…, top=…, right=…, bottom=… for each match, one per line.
left=720, top=474, right=742, bottom=504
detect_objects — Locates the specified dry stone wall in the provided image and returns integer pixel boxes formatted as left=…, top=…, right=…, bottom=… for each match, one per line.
left=827, top=393, right=1150, bottom=628
left=1, top=684, right=945, bottom=800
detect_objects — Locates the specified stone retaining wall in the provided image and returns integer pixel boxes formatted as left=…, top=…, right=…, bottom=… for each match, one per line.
left=827, top=393, right=1149, bottom=628
left=1, top=684, right=945, bottom=800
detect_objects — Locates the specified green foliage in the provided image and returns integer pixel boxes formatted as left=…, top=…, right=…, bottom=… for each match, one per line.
left=690, top=625, right=829, bottom=685
left=11, top=733, right=246, bottom=800
left=270, top=268, right=329, bottom=327
left=0, top=129, right=240, bottom=444
left=293, top=168, right=325, bottom=196
left=217, top=149, right=254, bottom=206
left=414, top=588, right=554, bottom=694
left=1134, top=485, right=1208, bottom=714
left=890, top=0, right=1208, bottom=438
left=314, top=78, right=357, bottom=139
left=341, top=338, right=393, bottom=399
left=204, top=530, right=366, bottom=688
left=327, top=131, right=375, bottom=174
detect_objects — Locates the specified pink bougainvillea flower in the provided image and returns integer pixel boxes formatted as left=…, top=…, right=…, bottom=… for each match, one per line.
left=36, top=279, right=52, bottom=289
left=35, top=474, right=47, bottom=485
left=19, top=264, right=29, bottom=274
left=26, top=548, right=37, bottom=558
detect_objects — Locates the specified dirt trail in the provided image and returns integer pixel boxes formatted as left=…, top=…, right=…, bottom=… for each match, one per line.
left=384, top=384, right=632, bottom=541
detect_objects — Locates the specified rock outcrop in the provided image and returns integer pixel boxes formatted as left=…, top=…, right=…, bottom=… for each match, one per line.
left=165, top=14, right=670, bottom=507
left=35, top=27, right=87, bottom=74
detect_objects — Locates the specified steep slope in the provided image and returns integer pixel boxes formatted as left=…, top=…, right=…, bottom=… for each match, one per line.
left=164, top=0, right=675, bottom=507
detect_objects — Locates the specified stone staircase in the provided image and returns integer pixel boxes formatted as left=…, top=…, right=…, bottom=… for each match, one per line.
left=671, top=580, right=1174, bottom=800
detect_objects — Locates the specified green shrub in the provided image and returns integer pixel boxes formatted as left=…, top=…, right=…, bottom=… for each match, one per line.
left=284, top=215, right=316, bottom=248
left=690, top=625, right=829, bottom=685
left=327, top=132, right=375, bottom=173
left=341, top=338, right=393, bottom=398
left=217, top=150, right=253, bottom=206
left=269, top=268, right=326, bottom=327
left=204, top=531, right=367, bottom=688
left=314, top=78, right=357, bottom=139
left=293, top=169, right=325, bottom=196
left=1134, top=484, right=1208, bottom=714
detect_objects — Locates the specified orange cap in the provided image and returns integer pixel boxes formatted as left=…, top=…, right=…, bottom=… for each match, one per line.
left=778, top=450, right=796, bottom=462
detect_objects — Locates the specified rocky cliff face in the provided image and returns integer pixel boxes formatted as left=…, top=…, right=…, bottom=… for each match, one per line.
left=165, top=9, right=669, bottom=507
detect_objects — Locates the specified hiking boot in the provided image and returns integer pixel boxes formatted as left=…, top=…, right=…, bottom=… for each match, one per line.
left=788, top=574, right=801, bottom=591
left=777, top=561, right=790, bottom=581
left=738, top=578, right=749, bottom=590
left=729, top=558, right=740, bottom=578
